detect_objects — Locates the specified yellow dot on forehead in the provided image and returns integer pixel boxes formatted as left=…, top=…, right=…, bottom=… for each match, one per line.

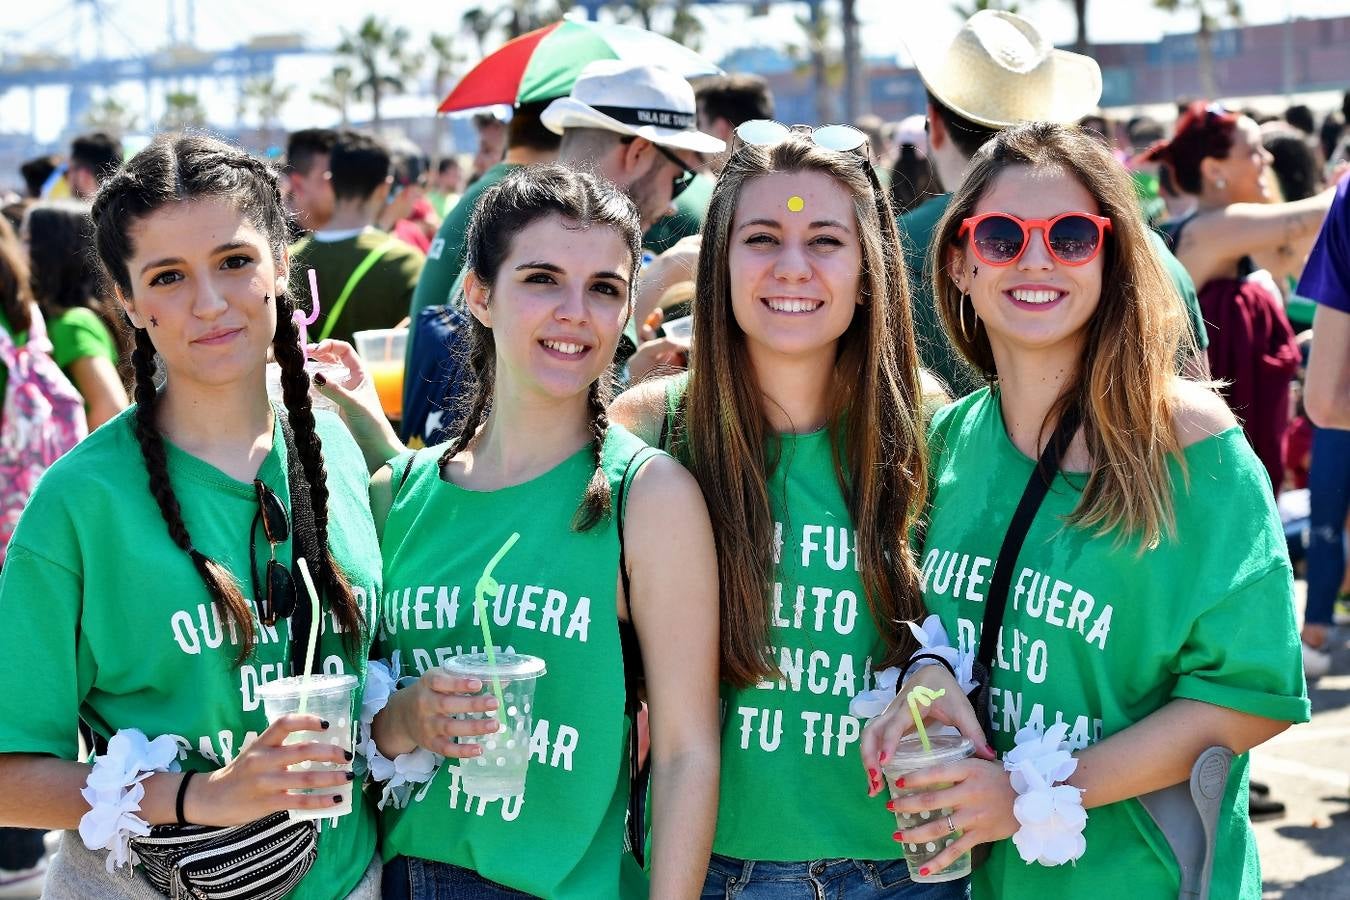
left=786, top=195, right=805, bottom=213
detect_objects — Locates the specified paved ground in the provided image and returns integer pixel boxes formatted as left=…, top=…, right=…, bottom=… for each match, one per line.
left=1252, top=583, right=1349, bottom=899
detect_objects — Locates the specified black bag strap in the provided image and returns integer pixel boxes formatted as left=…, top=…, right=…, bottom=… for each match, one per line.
left=976, top=401, right=1082, bottom=671
left=614, top=444, right=657, bottom=867
left=279, top=415, right=324, bottom=678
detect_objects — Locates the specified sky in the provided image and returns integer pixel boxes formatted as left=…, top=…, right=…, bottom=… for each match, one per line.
left=3, top=0, right=1348, bottom=143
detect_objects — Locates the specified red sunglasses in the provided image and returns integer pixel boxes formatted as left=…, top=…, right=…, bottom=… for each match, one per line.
left=959, top=212, right=1113, bottom=267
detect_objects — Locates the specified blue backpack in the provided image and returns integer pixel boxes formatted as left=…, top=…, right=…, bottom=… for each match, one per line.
left=400, top=304, right=475, bottom=447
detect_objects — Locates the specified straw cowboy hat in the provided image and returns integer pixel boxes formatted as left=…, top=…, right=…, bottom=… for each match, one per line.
left=907, top=10, right=1102, bottom=129
left=542, top=60, right=725, bottom=155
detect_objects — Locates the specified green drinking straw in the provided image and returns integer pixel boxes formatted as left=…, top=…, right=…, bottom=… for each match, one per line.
left=295, top=557, right=323, bottom=717
left=905, top=686, right=947, bottom=753
left=474, top=533, right=521, bottom=727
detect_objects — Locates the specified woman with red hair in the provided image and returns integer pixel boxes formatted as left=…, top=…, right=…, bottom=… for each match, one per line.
left=1145, top=102, right=1339, bottom=494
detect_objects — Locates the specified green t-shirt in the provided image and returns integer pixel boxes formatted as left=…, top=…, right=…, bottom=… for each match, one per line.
left=898, top=194, right=1210, bottom=399
left=47, top=306, right=119, bottom=373
left=376, top=427, right=658, bottom=898
left=289, top=227, right=425, bottom=347
left=921, top=389, right=1310, bottom=900
left=642, top=173, right=714, bottom=254
left=408, top=162, right=518, bottom=328
left=0, top=406, right=383, bottom=900
left=662, top=375, right=900, bottom=862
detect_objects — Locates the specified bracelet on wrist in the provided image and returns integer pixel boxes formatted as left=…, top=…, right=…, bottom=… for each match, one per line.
left=1004, top=722, right=1087, bottom=866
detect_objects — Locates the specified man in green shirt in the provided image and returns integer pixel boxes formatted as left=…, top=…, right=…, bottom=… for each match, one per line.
left=408, top=100, right=561, bottom=331
left=642, top=74, right=775, bottom=254
left=901, top=11, right=1209, bottom=397
left=289, top=132, right=425, bottom=347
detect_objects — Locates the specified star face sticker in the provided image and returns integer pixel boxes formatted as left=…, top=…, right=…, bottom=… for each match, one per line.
left=786, top=195, right=805, bottom=213
left=149, top=316, right=159, bottom=327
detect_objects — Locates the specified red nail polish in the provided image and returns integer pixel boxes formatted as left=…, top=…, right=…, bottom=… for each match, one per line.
left=892, top=830, right=904, bottom=842
left=867, top=767, right=878, bottom=778
left=896, top=777, right=905, bottom=788
left=885, top=800, right=895, bottom=812
left=919, top=867, right=930, bottom=876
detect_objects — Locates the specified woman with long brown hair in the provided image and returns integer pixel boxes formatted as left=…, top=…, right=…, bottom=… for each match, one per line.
left=612, top=125, right=962, bottom=897
left=860, top=123, right=1307, bottom=899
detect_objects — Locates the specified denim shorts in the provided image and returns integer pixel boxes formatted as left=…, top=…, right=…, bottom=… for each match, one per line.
left=382, top=856, right=536, bottom=900
left=700, top=853, right=970, bottom=900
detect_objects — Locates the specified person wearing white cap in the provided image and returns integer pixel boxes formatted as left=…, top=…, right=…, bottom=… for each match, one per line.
left=543, top=59, right=724, bottom=232
left=899, top=10, right=1207, bottom=398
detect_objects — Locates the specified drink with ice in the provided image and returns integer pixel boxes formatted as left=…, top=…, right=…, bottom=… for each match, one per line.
left=257, top=674, right=358, bottom=819
left=442, top=653, right=546, bottom=799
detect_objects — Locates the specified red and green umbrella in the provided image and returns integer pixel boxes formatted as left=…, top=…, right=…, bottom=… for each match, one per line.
left=438, top=20, right=722, bottom=113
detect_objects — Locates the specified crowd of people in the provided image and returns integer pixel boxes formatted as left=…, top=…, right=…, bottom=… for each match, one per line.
left=0, top=7, right=1344, bottom=900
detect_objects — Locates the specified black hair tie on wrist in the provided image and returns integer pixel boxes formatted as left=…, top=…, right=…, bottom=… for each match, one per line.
left=905, top=651, right=958, bottom=683
left=176, top=770, right=197, bottom=827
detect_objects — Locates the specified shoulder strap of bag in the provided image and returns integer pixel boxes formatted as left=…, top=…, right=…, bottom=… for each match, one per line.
left=317, top=237, right=401, bottom=342
left=976, top=400, right=1082, bottom=671
left=614, top=442, right=661, bottom=867
left=279, top=414, right=325, bottom=677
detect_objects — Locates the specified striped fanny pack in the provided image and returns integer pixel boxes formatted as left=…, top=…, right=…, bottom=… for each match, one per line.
left=129, top=812, right=317, bottom=900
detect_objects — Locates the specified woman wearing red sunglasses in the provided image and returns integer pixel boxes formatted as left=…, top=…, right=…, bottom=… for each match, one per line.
left=860, top=123, right=1307, bottom=899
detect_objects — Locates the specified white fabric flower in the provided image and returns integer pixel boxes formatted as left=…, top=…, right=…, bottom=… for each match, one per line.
left=904, top=615, right=980, bottom=694
left=358, top=658, right=443, bottom=809
left=849, top=665, right=901, bottom=719
left=78, top=728, right=180, bottom=872
left=1004, top=721, right=1087, bottom=866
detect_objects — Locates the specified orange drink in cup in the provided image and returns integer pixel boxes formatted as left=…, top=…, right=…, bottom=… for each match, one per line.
left=353, top=328, right=407, bottom=420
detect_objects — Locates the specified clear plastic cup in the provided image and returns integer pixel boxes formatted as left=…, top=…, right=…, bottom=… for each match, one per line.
left=442, top=653, right=547, bottom=799
left=265, top=359, right=348, bottom=414
left=660, top=315, right=693, bottom=345
left=257, top=674, right=358, bottom=820
left=881, top=734, right=975, bottom=883
left=352, top=328, right=407, bottom=419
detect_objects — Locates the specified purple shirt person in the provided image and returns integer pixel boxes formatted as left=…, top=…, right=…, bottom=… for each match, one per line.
left=1300, top=174, right=1350, bottom=427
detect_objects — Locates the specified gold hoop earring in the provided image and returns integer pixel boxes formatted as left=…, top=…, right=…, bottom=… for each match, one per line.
left=959, top=293, right=977, bottom=343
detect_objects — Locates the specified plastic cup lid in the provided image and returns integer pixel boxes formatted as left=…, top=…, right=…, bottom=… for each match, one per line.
left=442, top=652, right=546, bottom=682
left=881, top=733, right=974, bottom=775
left=256, top=673, right=357, bottom=700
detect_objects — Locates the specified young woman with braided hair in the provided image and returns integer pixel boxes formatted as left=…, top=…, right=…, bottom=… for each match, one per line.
left=0, top=134, right=383, bottom=898
left=313, top=164, right=719, bottom=899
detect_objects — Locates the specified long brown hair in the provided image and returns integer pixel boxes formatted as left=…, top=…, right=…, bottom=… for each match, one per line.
left=91, top=134, right=365, bottom=664
left=0, top=217, right=33, bottom=335
left=932, top=122, right=1194, bottom=549
left=677, top=135, right=928, bottom=686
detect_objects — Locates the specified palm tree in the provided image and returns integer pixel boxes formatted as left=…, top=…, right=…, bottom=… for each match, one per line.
left=1070, top=0, right=1089, bottom=53
left=605, top=0, right=703, bottom=50
left=312, top=65, right=356, bottom=127
left=428, top=32, right=465, bottom=155
left=240, top=76, right=293, bottom=147
left=161, top=91, right=206, bottom=131
left=951, top=0, right=1019, bottom=17
left=337, top=16, right=424, bottom=131
left=1153, top=0, right=1242, bottom=100
left=461, top=7, right=499, bottom=59
left=791, top=0, right=837, bottom=125
left=83, top=94, right=137, bottom=135
left=841, top=0, right=864, bottom=120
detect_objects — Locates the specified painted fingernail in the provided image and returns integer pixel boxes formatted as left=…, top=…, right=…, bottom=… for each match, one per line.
left=896, top=777, right=905, bottom=788
left=343, top=750, right=353, bottom=761
left=919, top=867, right=930, bottom=877
left=345, top=771, right=355, bottom=781
left=320, top=719, right=330, bottom=729
left=332, top=795, right=343, bottom=804
left=314, top=373, right=327, bottom=386
left=867, top=767, right=878, bottom=778
left=885, top=800, right=896, bottom=812
left=892, top=831, right=904, bottom=842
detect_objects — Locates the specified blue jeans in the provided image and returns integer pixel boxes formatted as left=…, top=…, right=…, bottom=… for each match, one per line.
left=700, top=853, right=969, bottom=899
left=1307, top=426, right=1350, bottom=626
left=382, top=856, right=535, bottom=900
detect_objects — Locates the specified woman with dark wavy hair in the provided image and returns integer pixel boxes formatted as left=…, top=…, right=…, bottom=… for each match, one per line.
left=0, top=134, right=382, bottom=898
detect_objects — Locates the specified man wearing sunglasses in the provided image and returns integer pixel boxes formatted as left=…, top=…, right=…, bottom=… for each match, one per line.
left=900, top=10, right=1209, bottom=397
left=542, top=60, right=724, bottom=233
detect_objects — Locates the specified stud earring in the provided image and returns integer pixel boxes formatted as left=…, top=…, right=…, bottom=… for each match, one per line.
left=1214, top=177, right=1227, bottom=190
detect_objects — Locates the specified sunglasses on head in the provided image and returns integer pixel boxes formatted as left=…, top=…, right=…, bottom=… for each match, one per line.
left=251, top=479, right=296, bottom=627
left=735, top=119, right=870, bottom=155
left=958, top=212, right=1113, bottom=267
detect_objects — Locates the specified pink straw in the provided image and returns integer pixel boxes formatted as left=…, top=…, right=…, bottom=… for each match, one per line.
left=294, top=269, right=322, bottom=358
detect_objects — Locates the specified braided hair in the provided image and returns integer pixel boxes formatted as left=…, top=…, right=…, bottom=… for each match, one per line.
left=91, top=134, right=364, bottom=665
left=437, top=164, right=641, bottom=531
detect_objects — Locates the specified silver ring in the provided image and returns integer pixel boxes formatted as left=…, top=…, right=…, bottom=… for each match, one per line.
left=945, top=815, right=957, bottom=834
